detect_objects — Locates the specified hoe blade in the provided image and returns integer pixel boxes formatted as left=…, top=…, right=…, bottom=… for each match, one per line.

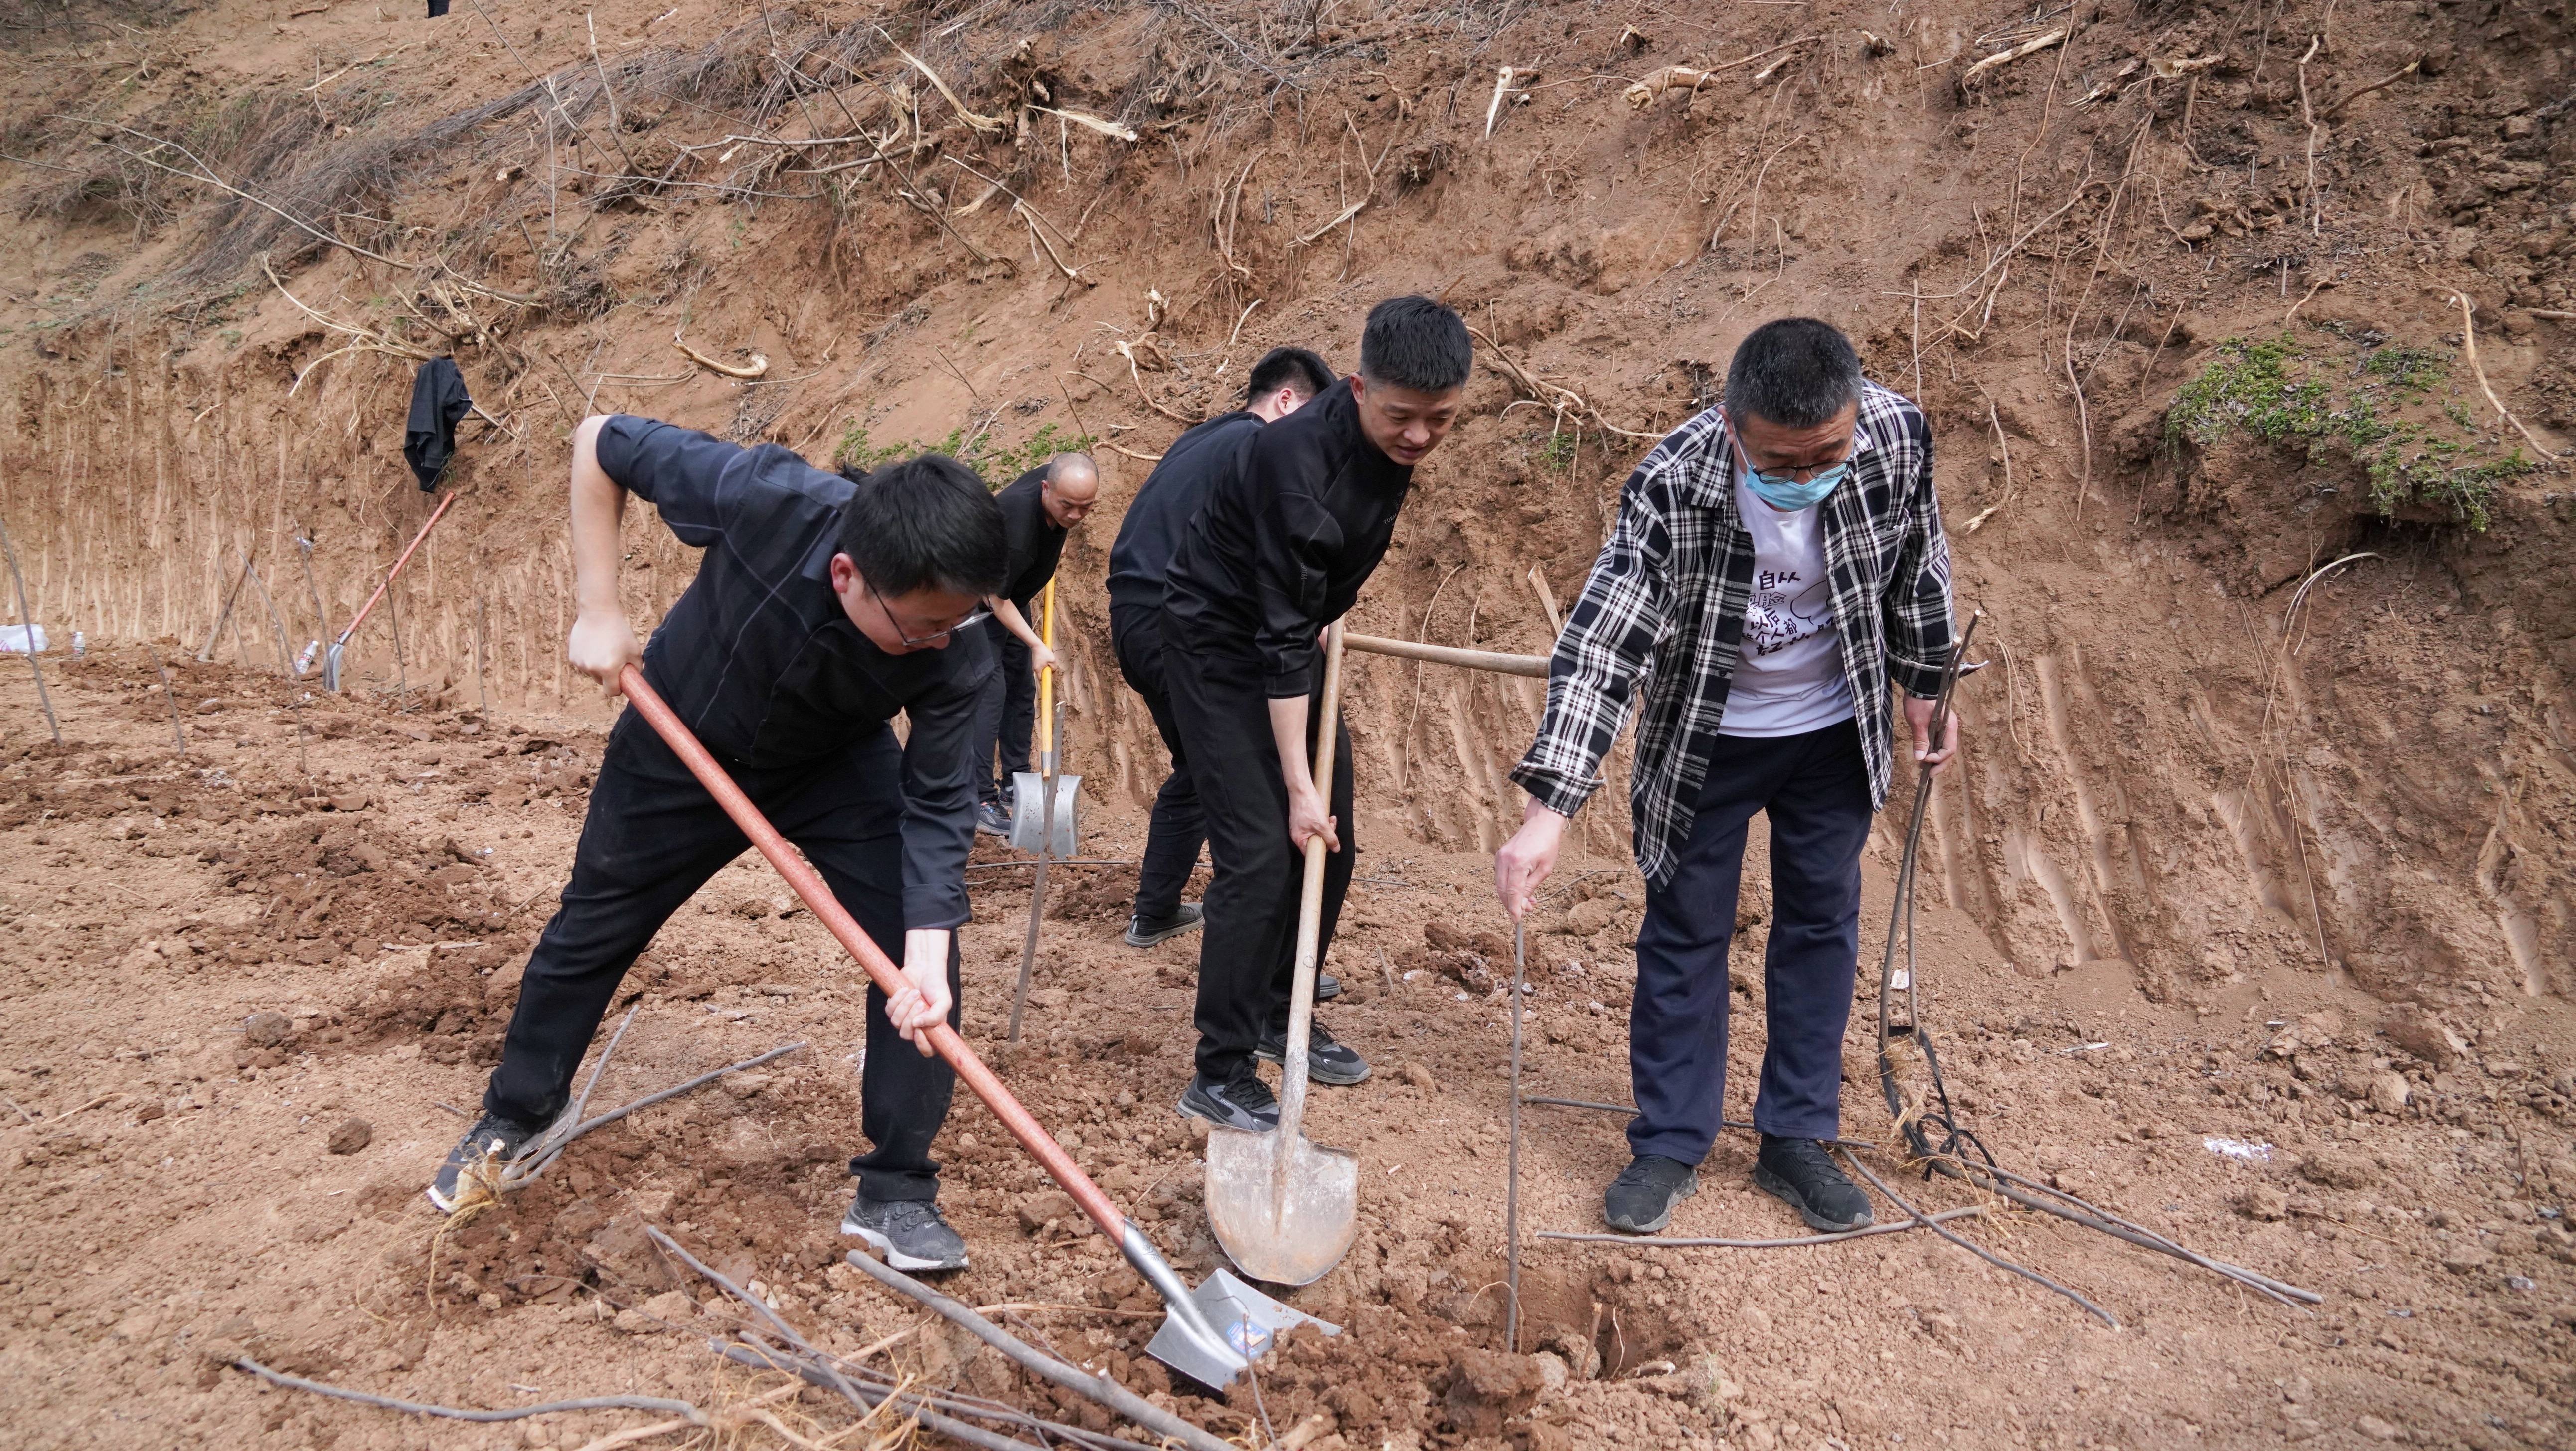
left=1202, top=1126, right=1360, bottom=1287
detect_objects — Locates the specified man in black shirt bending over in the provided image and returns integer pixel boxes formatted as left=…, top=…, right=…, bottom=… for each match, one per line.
left=429, top=414, right=1005, bottom=1273
left=1105, top=346, right=1335, bottom=950
left=971, top=453, right=1098, bottom=836
left=1162, top=298, right=1472, bottom=1130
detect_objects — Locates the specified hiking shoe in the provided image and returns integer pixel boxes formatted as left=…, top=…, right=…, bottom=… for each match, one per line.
left=1603, top=1155, right=1699, bottom=1234
left=1753, top=1134, right=1874, bottom=1233
left=1124, top=902, right=1204, bottom=947
left=841, top=1193, right=968, bottom=1272
left=1254, top=1021, right=1370, bottom=1085
left=427, top=1111, right=542, bottom=1214
left=975, top=802, right=1012, bottom=837
left=1176, top=1071, right=1280, bottom=1132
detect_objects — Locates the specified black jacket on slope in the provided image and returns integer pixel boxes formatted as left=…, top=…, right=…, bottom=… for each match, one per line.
left=1161, top=379, right=1411, bottom=698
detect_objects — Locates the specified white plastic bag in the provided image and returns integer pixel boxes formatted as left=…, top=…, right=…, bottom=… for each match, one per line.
left=0, top=624, right=47, bottom=654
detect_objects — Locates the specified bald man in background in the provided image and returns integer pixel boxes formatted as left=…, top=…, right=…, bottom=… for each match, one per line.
left=974, top=453, right=1098, bottom=835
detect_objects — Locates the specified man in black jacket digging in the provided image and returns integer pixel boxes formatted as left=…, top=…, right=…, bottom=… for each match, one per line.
left=1105, top=345, right=1336, bottom=950
left=427, top=414, right=1006, bottom=1273
left=1161, top=298, right=1472, bottom=1130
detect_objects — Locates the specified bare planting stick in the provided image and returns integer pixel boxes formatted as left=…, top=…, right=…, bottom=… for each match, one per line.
left=837, top=1249, right=1235, bottom=1451
left=2453, top=291, right=2561, bottom=460
left=1959, top=29, right=2067, bottom=89
left=499, top=1041, right=805, bottom=1192
left=1539, top=1206, right=1983, bottom=1248
left=1841, top=1148, right=2120, bottom=1327
left=0, top=511, right=60, bottom=745
left=199, top=555, right=252, bottom=662
left=232, top=1358, right=705, bottom=1427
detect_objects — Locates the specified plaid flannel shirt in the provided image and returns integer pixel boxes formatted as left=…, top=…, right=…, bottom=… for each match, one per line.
left=1508, top=382, right=1955, bottom=887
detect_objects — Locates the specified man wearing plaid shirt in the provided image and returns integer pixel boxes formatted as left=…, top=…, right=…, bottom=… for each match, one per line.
left=1494, top=318, right=1959, bottom=1236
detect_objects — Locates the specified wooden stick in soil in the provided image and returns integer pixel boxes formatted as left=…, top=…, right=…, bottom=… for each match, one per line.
left=836, top=1249, right=1234, bottom=1451
left=0, top=512, right=61, bottom=745
left=1539, top=1205, right=1985, bottom=1248
left=150, top=647, right=185, bottom=755
left=231, top=1357, right=705, bottom=1426
left=1840, top=1147, right=2120, bottom=1327
left=199, top=553, right=253, bottom=662
left=705, top=1340, right=1043, bottom=1451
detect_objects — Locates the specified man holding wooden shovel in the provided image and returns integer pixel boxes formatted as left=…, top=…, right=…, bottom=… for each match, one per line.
left=1494, top=318, right=1959, bottom=1236
left=430, top=413, right=1006, bottom=1274
left=1161, top=297, right=1471, bottom=1130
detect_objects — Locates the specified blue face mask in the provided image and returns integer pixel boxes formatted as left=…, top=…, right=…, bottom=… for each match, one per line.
left=1742, top=459, right=1848, bottom=511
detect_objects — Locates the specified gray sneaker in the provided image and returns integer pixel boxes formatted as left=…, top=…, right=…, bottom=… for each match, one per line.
left=1604, top=1155, right=1700, bottom=1234
left=841, top=1193, right=968, bottom=1271
left=427, top=1111, right=542, bottom=1214
left=1176, top=1071, right=1280, bottom=1132
left=1255, top=1021, right=1369, bottom=1085
left=1124, top=902, right=1204, bottom=947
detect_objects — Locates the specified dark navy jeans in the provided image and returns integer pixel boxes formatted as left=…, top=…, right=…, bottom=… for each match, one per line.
left=1628, top=719, right=1874, bottom=1163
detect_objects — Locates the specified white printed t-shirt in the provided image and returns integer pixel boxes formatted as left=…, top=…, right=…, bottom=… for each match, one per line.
left=1716, top=467, right=1855, bottom=737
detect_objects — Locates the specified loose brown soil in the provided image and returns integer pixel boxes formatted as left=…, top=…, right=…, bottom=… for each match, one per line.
left=0, top=0, right=2572, bottom=1448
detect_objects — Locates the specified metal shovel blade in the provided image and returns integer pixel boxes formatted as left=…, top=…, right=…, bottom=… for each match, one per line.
left=1202, top=1125, right=1360, bottom=1287
left=1007, top=770, right=1080, bottom=856
left=1144, top=1266, right=1342, bottom=1388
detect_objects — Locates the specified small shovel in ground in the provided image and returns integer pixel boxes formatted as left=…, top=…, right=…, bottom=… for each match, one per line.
left=614, top=663, right=1306, bottom=1390
left=1204, top=620, right=1361, bottom=1287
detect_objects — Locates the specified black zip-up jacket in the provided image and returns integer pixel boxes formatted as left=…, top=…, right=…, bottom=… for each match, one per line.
left=596, top=415, right=991, bottom=931
left=1104, top=410, right=1261, bottom=615
left=1162, top=379, right=1412, bottom=698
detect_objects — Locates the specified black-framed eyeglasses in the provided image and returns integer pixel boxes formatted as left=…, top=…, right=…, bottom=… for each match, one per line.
left=870, top=589, right=988, bottom=647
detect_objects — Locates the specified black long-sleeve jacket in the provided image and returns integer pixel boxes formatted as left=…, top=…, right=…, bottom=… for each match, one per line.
left=1104, top=410, right=1260, bottom=615
left=1161, top=380, right=1411, bottom=697
left=597, top=415, right=990, bottom=931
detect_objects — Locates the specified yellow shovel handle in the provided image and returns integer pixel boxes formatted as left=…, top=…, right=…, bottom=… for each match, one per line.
left=1037, top=578, right=1056, bottom=758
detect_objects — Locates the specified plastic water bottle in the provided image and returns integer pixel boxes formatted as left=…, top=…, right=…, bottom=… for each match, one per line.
left=70, top=632, right=85, bottom=658
left=296, top=640, right=320, bottom=676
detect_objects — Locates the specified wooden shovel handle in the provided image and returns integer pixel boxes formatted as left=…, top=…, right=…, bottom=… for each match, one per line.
left=336, top=490, right=456, bottom=648
left=1341, top=630, right=1547, bottom=678
left=617, top=665, right=1127, bottom=1239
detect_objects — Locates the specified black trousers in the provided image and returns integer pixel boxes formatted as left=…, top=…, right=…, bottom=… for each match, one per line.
left=1109, top=603, right=1205, bottom=923
left=1628, top=720, right=1874, bottom=1163
left=1162, top=612, right=1353, bottom=1082
left=483, top=712, right=963, bottom=1202
left=969, top=614, right=1035, bottom=806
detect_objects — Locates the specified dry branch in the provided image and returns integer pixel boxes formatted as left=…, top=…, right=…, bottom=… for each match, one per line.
left=1028, top=105, right=1138, bottom=143
left=1623, top=39, right=1820, bottom=109
left=1465, top=325, right=1659, bottom=442
left=674, top=333, right=771, bottom=380
left=1484, top=67, right=1533, bottom=137
left=2453, top=291, right=2561, bottom=460
left=1113, top=342, right=1194, bottom=423
left=2324, top=58, right=2419, bottom=117
left=1960, top=29, right=2067, bottom=89
left=881, top=31, right=1007, bottom=133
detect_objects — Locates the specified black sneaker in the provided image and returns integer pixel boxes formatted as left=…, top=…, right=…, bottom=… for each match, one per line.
left=1753, top=1135, right=1874, bottom=1233
left=1124, top=902, right=1204, bottom=947
left=1254, top=1021, right=1370, bottom=1085
left=1176, top=1071, right=1280, bottom=1132
left=841, top=1193, right=968, bottom=1271
left=427, top=1111, right=542, bottom=1213
left=975, top=802, right=1012, bottom=838
left=1603, top=1155, right=1699, bottom=1234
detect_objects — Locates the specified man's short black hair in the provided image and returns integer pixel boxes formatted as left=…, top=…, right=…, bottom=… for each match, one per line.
left=1724, top=318, right=1864, bottom=430
left=834, top=453, right=1008, bottom=598
left=1358, top=296, right=1472, bottom=393
left=1244, top=346, right=1336, bottom=405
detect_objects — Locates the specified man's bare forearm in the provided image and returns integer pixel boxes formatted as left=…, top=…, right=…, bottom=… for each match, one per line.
left=1268, top=694, right=1314, bottom=798
left=989, top=595, right=1042, bottom=651
left=568, top=415, right=629, bottom=617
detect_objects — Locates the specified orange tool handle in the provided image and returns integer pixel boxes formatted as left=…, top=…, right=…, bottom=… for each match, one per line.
left=615, top=664, right=1126, bottom=1238
left=334, top=490, right=457, bottom=648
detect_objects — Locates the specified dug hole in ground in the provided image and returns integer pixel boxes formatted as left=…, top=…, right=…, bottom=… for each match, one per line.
left=0, top=1, right=2571, bottom=1448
